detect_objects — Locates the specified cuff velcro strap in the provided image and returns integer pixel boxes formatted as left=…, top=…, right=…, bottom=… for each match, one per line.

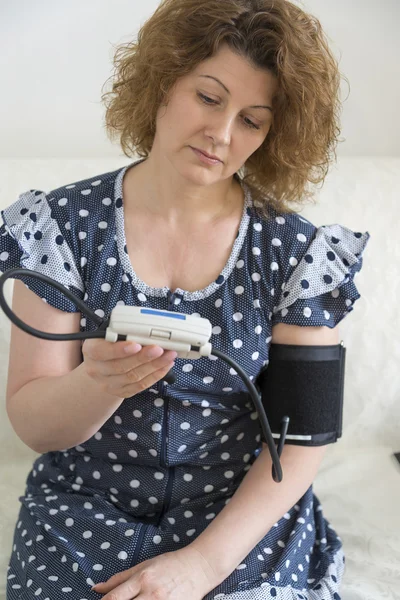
left=255, top=342, right=346, bottom=447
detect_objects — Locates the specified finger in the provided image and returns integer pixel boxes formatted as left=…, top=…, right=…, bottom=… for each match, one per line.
left=91, top=569, right=131, bottom=593
left=83, top=338, right=143, bottom=362
left=98, top=348, right=177, bottom=383
left=94, top=578, right=139, bottom=599
left=109, top=361, right=175, bottom=398
left=97, top=345, right=165, bottom=376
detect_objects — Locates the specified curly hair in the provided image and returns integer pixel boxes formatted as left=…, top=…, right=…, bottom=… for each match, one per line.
left=100, top=0, right=347, bottom=218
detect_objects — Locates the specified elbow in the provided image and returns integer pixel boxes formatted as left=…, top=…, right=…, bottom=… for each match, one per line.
left=6, top=399, right=44, bottom=455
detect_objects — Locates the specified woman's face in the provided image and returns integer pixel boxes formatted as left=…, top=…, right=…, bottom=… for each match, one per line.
left=153, top=44, right=278, bottom=184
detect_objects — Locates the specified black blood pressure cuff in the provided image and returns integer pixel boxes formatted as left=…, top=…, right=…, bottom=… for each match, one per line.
left=255, top=342, right=346, bottom=447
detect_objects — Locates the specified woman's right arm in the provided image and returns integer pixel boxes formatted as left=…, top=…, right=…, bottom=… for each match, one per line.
left=5, top=280, right=176, bottom=454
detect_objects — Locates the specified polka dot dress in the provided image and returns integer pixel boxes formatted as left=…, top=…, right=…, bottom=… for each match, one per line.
left=1, top=158, right=370, bottom=599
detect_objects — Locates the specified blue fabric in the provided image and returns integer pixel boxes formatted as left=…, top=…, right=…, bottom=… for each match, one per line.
left=3, top=158, right=370, bottom=599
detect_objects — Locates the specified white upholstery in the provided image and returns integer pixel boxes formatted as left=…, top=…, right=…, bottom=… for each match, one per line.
left=1, top=158, right=399, bottom=600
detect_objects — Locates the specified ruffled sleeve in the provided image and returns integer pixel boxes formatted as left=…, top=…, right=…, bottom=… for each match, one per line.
left=0, top=189, right=85, bottom=312
left=270, top=215, right=371, bottom=329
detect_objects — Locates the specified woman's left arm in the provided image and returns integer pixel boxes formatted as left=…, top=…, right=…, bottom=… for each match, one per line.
left=188, top=322, right=340, bottom=586
left=189, top=442, right=328, bottom=585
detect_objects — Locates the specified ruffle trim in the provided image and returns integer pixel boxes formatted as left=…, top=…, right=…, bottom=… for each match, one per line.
left=0, top=189, right=84, bottom=295
left=274, top=224, right=370, bottom=314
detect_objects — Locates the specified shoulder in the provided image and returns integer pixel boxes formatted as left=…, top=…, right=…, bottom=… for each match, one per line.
left=256, top=204, right=318, bottom=243
left=247, top=200, right=318, bottom=270
left=45, top=164, right=125, bottom=218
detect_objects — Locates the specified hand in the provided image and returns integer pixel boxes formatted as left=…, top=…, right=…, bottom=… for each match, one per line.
left=91, top=546, right=220, bottom=599
left=82, top=338, right=177, bottom=399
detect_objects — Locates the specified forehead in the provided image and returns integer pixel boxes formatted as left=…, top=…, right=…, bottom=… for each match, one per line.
left=191, top=46, right=277, bottom=98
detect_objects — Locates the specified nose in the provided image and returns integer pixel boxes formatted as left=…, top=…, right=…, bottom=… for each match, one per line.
left=204, top=113, right=235, bottom=147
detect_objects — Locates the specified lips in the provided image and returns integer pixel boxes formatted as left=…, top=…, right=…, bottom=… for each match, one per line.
left=192, top=147, right=221, bottom=162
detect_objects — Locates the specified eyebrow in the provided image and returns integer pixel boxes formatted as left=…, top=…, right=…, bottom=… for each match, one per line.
left=198, top=75, right=273, bottom=111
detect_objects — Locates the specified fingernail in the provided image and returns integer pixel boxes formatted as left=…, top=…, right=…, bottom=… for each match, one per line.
left=124, top=343, right=141, bottom=353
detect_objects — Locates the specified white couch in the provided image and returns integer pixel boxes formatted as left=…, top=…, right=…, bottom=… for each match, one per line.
left=1, top=158, right=399, bottom=600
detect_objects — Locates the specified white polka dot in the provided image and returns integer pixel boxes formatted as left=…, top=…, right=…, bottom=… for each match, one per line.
left=153, top=535, right=162, bottom=545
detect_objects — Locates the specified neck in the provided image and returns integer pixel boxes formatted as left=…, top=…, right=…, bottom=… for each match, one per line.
left=125, top=154, right=242, bottom=225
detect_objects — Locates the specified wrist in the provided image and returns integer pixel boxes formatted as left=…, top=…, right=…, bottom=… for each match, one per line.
left=178, top=544, right=225, bottom=592
left=182, top=541, right=229, bottom=593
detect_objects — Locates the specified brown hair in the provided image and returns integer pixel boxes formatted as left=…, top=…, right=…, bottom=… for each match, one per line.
left=101, top=0, right=348, bottom=218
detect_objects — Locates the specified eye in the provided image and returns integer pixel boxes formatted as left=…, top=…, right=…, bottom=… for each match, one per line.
left=197, top=93, right=261, bottom=130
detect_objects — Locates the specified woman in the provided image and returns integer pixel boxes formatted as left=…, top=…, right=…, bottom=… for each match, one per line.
left=3, top=0, right=370, bottom=598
